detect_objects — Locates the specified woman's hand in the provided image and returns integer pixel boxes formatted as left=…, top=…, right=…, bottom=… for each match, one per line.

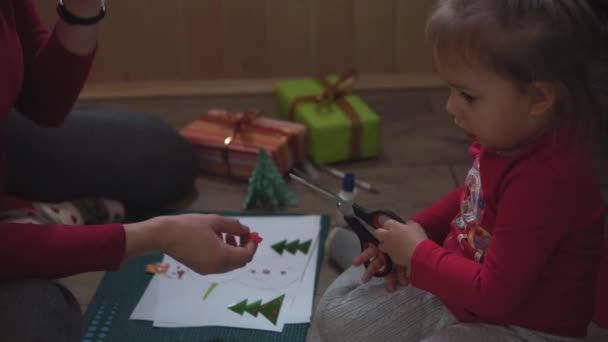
left=376, top=220, right=428, bottom=269
left=124, top=214, right=259, bottom=275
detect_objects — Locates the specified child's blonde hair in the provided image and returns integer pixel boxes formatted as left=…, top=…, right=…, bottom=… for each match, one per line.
left=427, top=0, right=608, bottom=145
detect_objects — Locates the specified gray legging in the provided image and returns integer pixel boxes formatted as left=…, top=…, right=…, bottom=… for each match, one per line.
left=1, top=107, right=199, bottom=341
left=3, top=107, right=198, bottom=213
left=0, top=280, right=83, bottom=342
left=316, top=228, right=582, bottom=342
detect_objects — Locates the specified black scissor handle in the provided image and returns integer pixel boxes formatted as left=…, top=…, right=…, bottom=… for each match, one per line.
left=373, top=209, right=406, bottom=226
left=352, top=204, right=405, bottom=227
left=344, top=215, right=393, bottom=277
left=349, top=204, right=406, bottom=277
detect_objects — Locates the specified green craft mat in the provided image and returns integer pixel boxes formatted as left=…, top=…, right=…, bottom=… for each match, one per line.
left=82, top=212, right=330, bottom=342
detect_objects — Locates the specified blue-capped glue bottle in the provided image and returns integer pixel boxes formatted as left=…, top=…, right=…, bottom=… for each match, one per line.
left=327, top=173, right=361, bottom=271
left=335, top=173, right=357, bottom=227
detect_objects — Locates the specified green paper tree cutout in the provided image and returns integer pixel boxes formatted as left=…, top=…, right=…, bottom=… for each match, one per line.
left=228, top=295, right=285, bottom=325
left=228, top=299, right=248, bottom=315
left=260, top=295, right=285, bottom=325
left=246, top=300, right=262, bottom=317
left=242, top=148, right=297, bottom=211
left=272, top=239, right=312, bottom=255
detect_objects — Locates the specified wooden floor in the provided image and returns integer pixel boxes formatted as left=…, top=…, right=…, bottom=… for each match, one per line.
left=59, top=87, right=608, bottom=341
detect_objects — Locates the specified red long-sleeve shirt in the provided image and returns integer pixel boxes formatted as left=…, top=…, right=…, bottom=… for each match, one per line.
left=0, top=0, right=125, bottom=280
left=411, top=129, right=605, bottom=338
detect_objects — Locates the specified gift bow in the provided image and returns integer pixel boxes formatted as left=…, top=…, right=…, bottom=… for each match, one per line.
left=210, top=109, right=300, bottom=178
left=222, top=110, right=261, bottom=147
left=219, top=110, right=261, bottom=177
left=314, top=69, right=357, bottom=104
left=288, top=69, right=362, bottom=159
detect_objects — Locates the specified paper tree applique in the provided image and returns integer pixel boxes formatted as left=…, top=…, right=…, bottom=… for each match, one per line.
left=145, top=263, right=169, bottom=275
left=228, top=295, right=285, bottom=325
left=202, top=282, right=218, bottom=301
left=242, top=148, right=297, bottom=210
left=271, top=239, right=312, bottom=255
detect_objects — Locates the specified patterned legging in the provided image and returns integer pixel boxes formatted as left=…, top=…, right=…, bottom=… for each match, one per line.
left=316, top=255, right=583, bottom=342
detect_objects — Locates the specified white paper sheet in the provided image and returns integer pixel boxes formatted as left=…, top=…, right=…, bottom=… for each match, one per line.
left=154, top=277, right=289, bottom=331
left=130, top=276, right=184, bottom=327
left=283, top=240, right=319, bottom=323
left=130, top=215, right=322, bottom=331
left=131, top=242, right=319, bottom=328
left=130, top=274, right=160, bottom=321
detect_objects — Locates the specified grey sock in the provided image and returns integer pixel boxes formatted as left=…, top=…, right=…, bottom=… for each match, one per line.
left=327, top=227, right=362, bottom=271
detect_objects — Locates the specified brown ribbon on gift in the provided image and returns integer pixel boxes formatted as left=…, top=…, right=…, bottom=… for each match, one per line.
left=288, top=69, right=362, bottom=159
left=209, top=109, right=300, bottom=177
left=221, top=110, right=261, bottom=177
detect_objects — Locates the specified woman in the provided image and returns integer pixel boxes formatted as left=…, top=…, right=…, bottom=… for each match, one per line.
left=0, top=1, right=258, bottom=340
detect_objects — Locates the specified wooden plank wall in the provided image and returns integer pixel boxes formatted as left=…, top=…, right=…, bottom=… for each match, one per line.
left=33, top=1, right=437, bottom=88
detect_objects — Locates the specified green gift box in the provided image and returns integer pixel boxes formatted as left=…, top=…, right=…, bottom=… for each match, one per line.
left=275, top=71, right=380, bottom=165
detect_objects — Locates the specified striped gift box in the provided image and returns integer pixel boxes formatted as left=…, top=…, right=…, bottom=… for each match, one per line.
left=180, top=109, right=307, bottom=180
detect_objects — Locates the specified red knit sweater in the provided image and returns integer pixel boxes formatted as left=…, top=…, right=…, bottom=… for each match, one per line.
left=0, top=0, right=125, bottom=280
left=411, top=129, right=605, bottom=338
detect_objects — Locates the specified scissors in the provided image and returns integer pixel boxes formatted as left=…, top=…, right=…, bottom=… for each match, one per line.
left=289, top=173, right=405, bottom=277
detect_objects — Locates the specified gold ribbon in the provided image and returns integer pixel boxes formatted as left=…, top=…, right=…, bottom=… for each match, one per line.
left=288, top=69, right=362, bottom=159
left=221, top=110, right=260, bottom=177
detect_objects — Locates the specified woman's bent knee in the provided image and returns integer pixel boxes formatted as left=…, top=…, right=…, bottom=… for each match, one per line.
left=0, top=279, right=83, bottom=342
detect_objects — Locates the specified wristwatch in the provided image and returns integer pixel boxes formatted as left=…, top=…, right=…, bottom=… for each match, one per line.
left=57, top=0, right=106, bottom=26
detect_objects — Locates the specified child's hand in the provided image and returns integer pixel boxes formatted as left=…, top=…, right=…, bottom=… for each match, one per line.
left=376, top=220, right=428, bottom=269
left=352, top=245, right=386, bottom=283
left=384, top=266, right=409, bottom=292
left=352, top=246, right=409, bottom=292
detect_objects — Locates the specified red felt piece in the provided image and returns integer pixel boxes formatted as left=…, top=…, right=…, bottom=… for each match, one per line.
left=249, top=232, right=263, bottom=244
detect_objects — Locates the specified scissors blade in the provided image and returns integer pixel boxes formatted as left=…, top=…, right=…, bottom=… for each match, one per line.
left=288, top=173, right=341, bottom=203
left=289, top=173, right=360, bottom=219
left=289, top=173, right=380, bottom=239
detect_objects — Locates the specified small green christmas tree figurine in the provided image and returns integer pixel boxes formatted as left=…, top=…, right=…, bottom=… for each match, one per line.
left=242, top=148, right=298, bottom=210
